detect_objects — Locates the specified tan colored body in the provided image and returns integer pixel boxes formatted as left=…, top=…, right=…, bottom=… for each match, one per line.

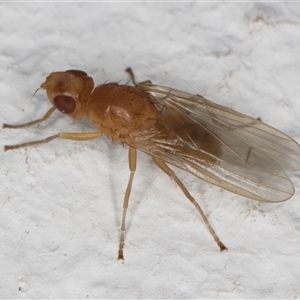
left=4, top=69, right=300, bottom=260
left=87, top=82, right=221, bottom=166
left=87, top=83, right=158, bottom=143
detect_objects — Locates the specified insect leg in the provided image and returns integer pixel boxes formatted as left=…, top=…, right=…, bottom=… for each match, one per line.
left=3, top=106, right=56, bottom=129
left=125, top=68, right=152, bottom=87
left=152, top=157, right=227, bottom=252
left=125, top=68, right=137, bottom=86
left=118, top=146, right=137, bottom=260
left=4, top=132, right=103, bottom=151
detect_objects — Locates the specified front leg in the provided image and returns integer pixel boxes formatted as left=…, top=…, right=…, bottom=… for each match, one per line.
left=3, top=106, right=56, bottom=129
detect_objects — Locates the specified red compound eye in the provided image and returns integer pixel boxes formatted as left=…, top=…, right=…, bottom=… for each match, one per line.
left=53, top=95, right=76, bottom=114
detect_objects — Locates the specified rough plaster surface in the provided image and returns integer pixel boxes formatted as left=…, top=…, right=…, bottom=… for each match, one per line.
left=1, top=2, right=300, bottom=299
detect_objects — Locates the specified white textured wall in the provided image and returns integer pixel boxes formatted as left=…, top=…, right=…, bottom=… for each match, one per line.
left=1, top=2, right=300, bottom=298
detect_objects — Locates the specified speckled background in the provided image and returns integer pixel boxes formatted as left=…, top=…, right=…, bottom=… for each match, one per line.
left=1, top=2, right=300, bottom=298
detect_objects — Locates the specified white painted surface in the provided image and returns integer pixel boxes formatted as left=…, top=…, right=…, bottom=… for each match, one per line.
left=1, top=2, right=300, bottom=298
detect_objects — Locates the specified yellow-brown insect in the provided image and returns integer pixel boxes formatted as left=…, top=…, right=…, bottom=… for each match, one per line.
left=4, top=69, right=300, bottom=260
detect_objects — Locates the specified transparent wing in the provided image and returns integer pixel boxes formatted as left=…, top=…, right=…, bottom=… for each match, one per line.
left=130, top=83, right=300, bottom=203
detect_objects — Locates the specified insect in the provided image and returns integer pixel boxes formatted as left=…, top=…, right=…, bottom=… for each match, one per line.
left=4, top=68, right=300, bottom=260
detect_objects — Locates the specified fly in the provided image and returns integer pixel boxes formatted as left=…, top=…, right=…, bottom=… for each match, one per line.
left=4, top=68, right=300, bottom=260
